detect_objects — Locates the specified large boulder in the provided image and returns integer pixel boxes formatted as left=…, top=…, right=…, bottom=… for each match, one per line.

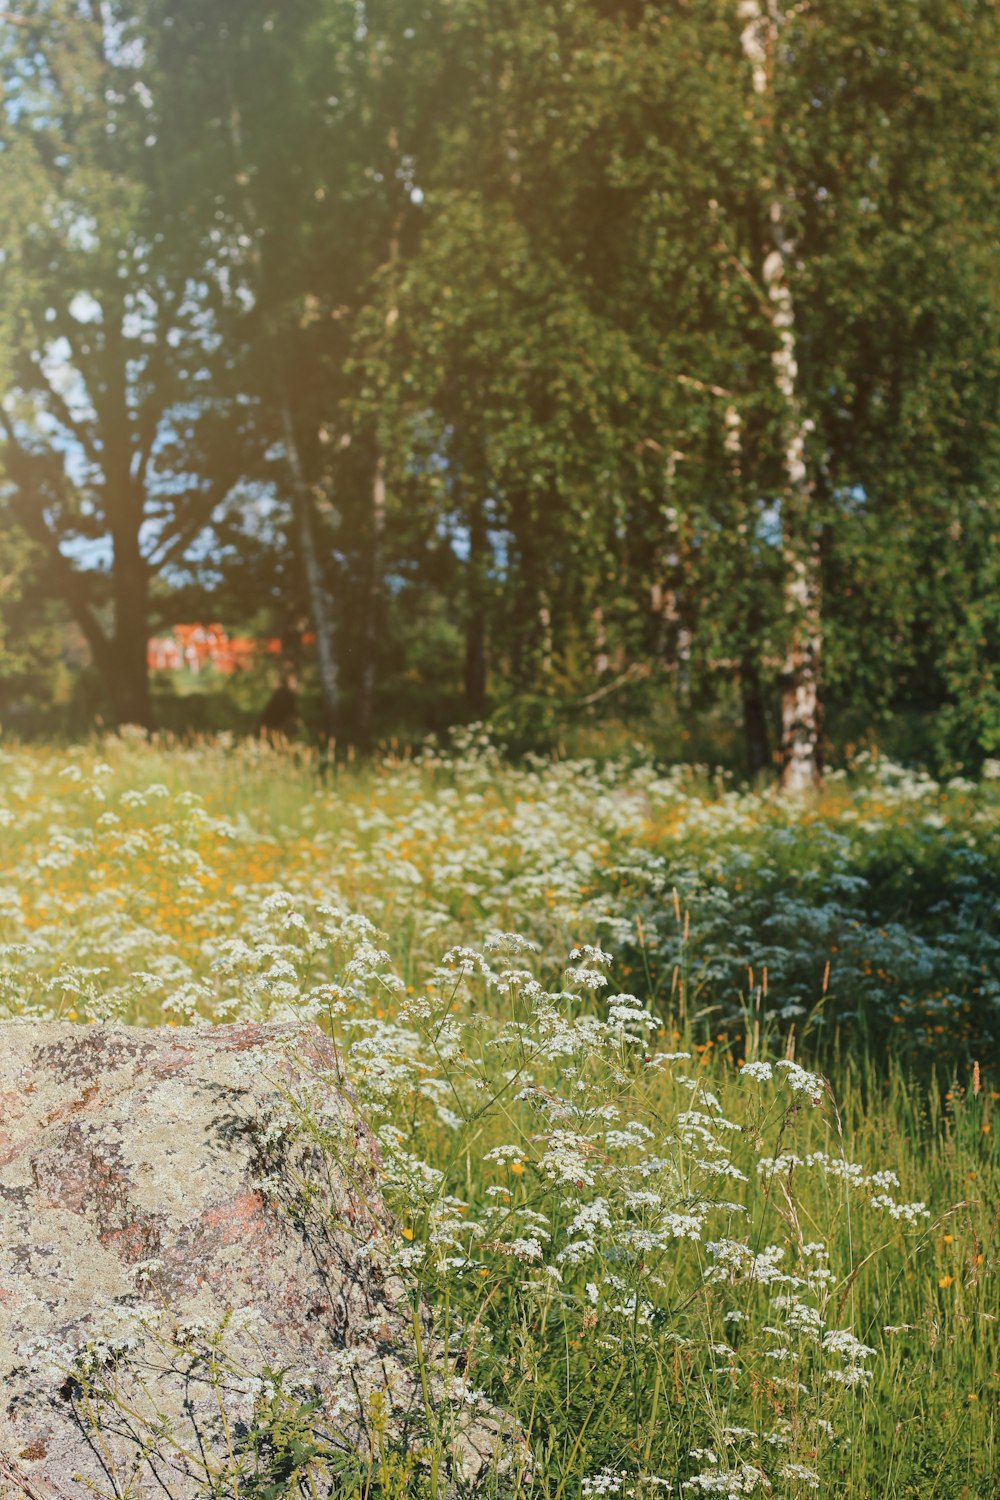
left=0, top=1022, right=518, bottom=1498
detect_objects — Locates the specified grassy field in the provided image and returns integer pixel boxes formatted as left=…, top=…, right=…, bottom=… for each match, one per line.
left=1, top=733, right=998, bottom=1497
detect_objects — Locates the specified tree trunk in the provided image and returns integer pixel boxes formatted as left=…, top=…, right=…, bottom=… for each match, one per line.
left=355, top=124, right=403, bottom=744
left=740, top=656, right=771, bottom=777
left=651, top=454, right=686, bottom=680
left=0, top=413, right=148, bottom=729
left=222, top=84, right=341, bottom=741
left=740, top=0, right=822, bottom=791
left=464, top=606, right=487, bottom=716
left=593, top=605, right=609, bottom=679
left=537, top=588, right=553, bottom=680
left=357, top=445, right=386, bottom=742
left=778, top=547, right=823, bottom=791
left=109, top=522, right=153, bottom=728
left=464, top=492, right=488, bottom=715
left=281, top=403, right=340, bottom=740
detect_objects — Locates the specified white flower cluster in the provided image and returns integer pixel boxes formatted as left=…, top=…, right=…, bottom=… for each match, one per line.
left=757, top=1149, right=929, bottom=1224
left=740, top=1057, right=824, bottom=1104
left=682, top=1457, right=766, bottom=1494
left=582, top=1471, right=673, bottom=1497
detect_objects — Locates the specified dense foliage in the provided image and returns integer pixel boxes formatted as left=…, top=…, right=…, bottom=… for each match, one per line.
left=2, top=1, right=999, bottom=777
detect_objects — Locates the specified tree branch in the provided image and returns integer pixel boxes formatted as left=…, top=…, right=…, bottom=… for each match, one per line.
left=577, top=661, right=652, bottom=707
left=0, top=411, right=115, bottom=673
left=706, top=199, right=774, bottom=320
left=25, top=357, right=104, bottom=471
left=143, top=481, right=234, bottom=571
left=677, top=373, right=733, bottom=400
left=131, top=290, right=184, bottom=493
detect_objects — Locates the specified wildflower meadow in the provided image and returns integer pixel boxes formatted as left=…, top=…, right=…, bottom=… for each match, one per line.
left=1, top=731, right=997, bottom=1497
left=4, top=0, right=1000, bottom=1491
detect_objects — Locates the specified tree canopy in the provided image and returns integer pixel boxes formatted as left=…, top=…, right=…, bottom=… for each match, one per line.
left=2, top=0, right=998, bottom=775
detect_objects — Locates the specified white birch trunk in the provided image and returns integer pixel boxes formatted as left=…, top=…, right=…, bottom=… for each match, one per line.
left=739, top=0, right=822, bottom=792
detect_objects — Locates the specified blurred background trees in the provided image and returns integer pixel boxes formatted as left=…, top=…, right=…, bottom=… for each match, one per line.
left=2, top=0, right=998, bottom=777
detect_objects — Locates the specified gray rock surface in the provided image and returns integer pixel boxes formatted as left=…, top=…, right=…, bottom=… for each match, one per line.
left=0, top=1021, right=517, bottom=1498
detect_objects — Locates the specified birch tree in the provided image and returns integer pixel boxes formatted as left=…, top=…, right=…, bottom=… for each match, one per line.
left=737, top=0, right=822, bottom=789
left=545, top=0, right=1000, bottom=778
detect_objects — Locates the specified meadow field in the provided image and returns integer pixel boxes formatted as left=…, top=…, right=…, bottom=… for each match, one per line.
left=1, top=733, right=998, bottom=1498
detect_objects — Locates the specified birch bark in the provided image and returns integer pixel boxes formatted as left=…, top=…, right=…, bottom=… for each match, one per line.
left=739, top=0, right=823, bottom=791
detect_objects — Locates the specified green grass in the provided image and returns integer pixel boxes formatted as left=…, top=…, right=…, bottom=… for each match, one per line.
left=1, top=732, right=998, bottom=1496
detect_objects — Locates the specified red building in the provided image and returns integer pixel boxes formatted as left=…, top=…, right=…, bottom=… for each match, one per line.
left=147, top=625, right=282, bottom=676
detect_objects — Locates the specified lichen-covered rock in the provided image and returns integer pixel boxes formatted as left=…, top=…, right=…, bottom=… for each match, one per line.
left=0, top=1022, right=518, bottom=1498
